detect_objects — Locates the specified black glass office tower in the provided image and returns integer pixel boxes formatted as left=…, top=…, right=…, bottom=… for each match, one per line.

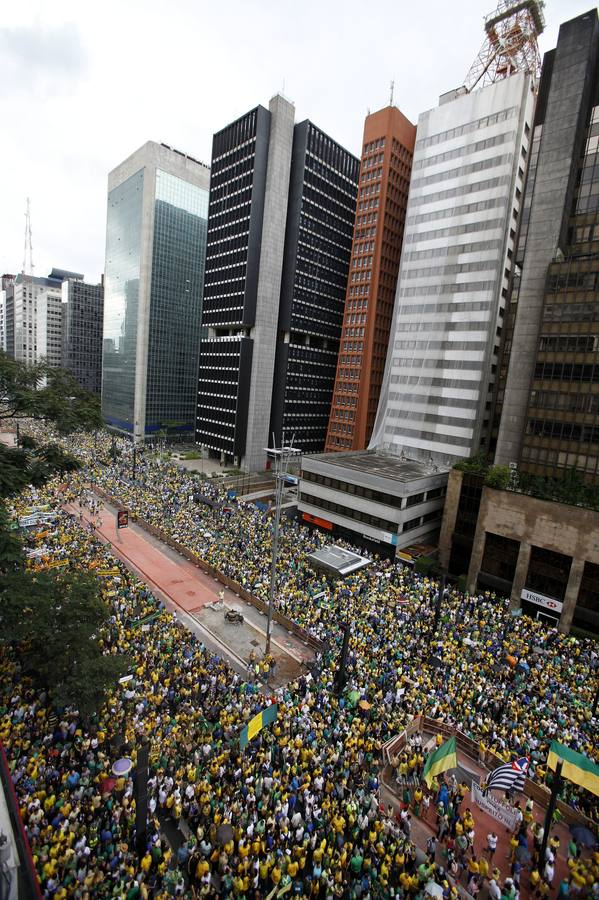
left=62, top=276, right=104, bottom=394
left=270, top=122, right=360, bottom=453
left=196, top=95, right=359, bottom=470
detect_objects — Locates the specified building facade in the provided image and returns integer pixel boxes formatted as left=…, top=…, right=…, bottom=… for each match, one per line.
left=62, top=276, right=104, bottom=394
left=439, top=469, right=599, bottom=634
left=13, top=269, right=77, bottom=368
left=325, top=105, right=416, bottom=452
left=370, top=73, right=535, bottom=466
left=494, top=10, right=599, bottom=482
left=196, top=96, right=359, bottom=471
left=270, top=121, right=359, bottom=453
left=298, top=450, right=448, bottom=551
left=102, top=142, right=210, bottom=441
left=0, top=274, right=15, bottom=356
left=439, top=10, right=599, bottom=636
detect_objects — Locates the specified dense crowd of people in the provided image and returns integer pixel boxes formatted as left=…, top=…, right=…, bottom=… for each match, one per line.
left=0, top=428, right=597, bottom=898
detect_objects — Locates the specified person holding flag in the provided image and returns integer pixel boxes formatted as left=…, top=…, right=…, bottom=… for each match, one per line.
left=423, top=736, right=458, bottom=790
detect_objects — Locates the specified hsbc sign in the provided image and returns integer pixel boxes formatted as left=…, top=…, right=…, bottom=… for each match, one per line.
left=521, top=588, right=563, bottom=614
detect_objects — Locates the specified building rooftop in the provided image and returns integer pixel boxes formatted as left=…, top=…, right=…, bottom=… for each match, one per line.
left=307, top=545, right=371, bottom=578
left=303, top=450, right=450, bottom=483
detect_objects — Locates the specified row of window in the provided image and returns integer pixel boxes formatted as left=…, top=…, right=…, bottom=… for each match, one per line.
left=526, top=417, right=599, bottom=444
left=404, top=238, right=502, bottom=262
left=300, top=491, right=397, bottom=533
left=415, top=105, right=519, bottom=150
left=529, top=390, right=599, bottom=414
left=405, top=215, right=505, bottom=245
left=412, top=131, right=514, bottom=172
left=534, top=362, right=599, bottom=382
left=539, top=334, right=599, bottom=353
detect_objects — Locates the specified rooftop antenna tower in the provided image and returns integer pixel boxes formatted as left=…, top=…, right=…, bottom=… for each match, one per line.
left=22, top=197, right=34, bottom=276
left=464, top=0, right=545, bottom=93
left=389, top=79, right=395, bottom=106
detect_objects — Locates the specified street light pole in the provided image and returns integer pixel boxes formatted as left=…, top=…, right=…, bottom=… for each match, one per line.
left=431, top=572, right=446, bottom=643
left=264, top=443, right=301, bottom=656
left=132, top=445, right=136, bottom=481
left=539, top=759, right=562, bottom=867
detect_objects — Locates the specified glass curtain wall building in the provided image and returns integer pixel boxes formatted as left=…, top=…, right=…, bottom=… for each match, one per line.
left=102, top=142, right=209, bottom=441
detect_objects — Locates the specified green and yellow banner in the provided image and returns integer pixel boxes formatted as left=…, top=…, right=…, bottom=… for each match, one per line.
left=547, top=741, right=599, bottom=797
left=239, top=703, right=278, bottom=750
left=423, top=736, right=457, bottom=788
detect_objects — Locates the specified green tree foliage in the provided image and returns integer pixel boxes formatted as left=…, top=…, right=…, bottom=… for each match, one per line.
left=452, top=451, right=488, bottom=474
left=0, top=350, right=101, bottom=434
left=484, top=465, right=511, bottom=490
left=0, top=351, right=125, bottom=717
left=2, top=570, right=128, bottom=717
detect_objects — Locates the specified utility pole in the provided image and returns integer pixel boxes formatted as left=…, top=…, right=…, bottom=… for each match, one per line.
left=264, top=442, right=301, bottom=655
left=335, top=622, right=351, bottom=696
left=134, top=736, right=150, bottom=859
left=539, top=759, right=562, bottom=867
left=431, top=572, right=446, bottom=643
left=132, top=445, right=137, bottom=481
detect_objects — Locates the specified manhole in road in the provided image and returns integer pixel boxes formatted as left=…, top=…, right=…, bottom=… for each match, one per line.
left=250, top=640, right=260, bottom=647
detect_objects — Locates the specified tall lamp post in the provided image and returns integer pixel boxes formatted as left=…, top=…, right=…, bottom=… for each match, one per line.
left=264, top=443, right=301, bottom=655
left=431, top=571, right=446, bottom=644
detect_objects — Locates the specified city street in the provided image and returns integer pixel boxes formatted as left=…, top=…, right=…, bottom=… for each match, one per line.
left=65, top=495, right=314, bottom=686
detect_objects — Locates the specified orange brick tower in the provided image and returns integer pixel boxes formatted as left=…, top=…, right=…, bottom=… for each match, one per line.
left=325, top=104, right=415, bottom=452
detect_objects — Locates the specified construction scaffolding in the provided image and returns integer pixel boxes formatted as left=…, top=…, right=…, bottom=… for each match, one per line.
left=464, top=0, right=545, bottom=93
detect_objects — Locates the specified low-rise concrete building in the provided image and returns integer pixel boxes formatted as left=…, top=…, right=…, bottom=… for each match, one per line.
left=439, top=468, right=599, bottom=634
left=299, top=450, right=449, bottom=552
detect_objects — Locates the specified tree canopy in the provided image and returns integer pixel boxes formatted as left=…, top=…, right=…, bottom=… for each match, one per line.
left=0, top=350, right=101, bottom=434
left=0, top=351, right=128, bottom=716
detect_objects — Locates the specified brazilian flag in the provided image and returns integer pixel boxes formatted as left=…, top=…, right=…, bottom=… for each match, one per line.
left=423, top=736, right=457, bottom=788
left=239, top=703, right=278, bottom=750
left=548, top=740, right=599, bottom=797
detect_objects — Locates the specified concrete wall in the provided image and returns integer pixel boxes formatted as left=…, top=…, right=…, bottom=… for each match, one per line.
left=466, top=486, right=599, bottom=631
left=438, top=468, right=463, bottom=571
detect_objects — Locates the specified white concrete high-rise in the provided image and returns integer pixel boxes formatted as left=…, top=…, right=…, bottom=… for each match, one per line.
left=13, top=269, right=79, bottom=367
left=371, top=73, right=535, bottom=465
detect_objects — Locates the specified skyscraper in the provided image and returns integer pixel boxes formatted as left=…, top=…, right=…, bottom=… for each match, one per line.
left=370, top=73, right=535, bottom=465
left=438, top=10, right=599, bottom=635
left=61, top=275, right=104, bottom=394
left=196, top=96, right=358, bottom=471
left=270, top=121, right=360, bottom=454
left=101, top=142, right=210, bottom=441
left=494, top=9, right=599, bottom=481
left=13, top=269, right=77, bottom=368
left=325, top=105, right=416, bottom=452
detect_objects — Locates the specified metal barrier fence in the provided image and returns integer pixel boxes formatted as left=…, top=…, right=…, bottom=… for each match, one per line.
left=382, top=715, right=593, bottom=828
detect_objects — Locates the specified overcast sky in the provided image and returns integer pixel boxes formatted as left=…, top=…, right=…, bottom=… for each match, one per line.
left=0, top=0, right=590, bottom=282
